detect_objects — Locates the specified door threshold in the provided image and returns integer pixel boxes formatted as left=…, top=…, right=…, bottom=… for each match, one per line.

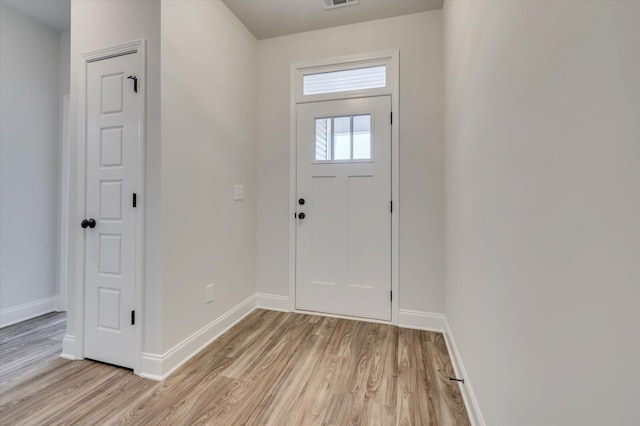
left=293, top=308, right=393, bottom=325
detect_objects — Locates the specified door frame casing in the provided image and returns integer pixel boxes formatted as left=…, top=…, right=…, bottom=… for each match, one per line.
left=289, top=50, right=400, bottom=324
left=71, top=40, right=146, bottom=373
left=59, top=94, right=71, bottom=311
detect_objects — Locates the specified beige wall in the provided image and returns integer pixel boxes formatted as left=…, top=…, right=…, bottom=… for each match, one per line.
left=0, top=5, right=61, bottom=318
left=444, top=1, right=640, bottom=424
left=58, top=30, right=70, bottom=97
left=256, top=10, right=445, bottom=314
left=161, top=0, right=258, bottom=351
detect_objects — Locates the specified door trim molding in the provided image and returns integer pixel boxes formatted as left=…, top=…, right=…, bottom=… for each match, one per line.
left=289, top=50, right=400, bottom=324
left=256, top=293, right=290, bottom=312
left=68, top=39, right=146, bottom=373
left=58, top=95, right=71, bottom=311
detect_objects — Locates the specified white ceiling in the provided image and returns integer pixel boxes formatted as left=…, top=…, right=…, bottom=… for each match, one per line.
left=1, top=0, right=70, bottom=32
left=0, top=0, right=443, bottom=39
left=222, top=0, right=444, bottom=40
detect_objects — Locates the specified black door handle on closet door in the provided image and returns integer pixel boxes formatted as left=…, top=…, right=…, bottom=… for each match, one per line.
left=81, top=218, right=96, bottom=229
left=298, top=212, right=306, bottom=220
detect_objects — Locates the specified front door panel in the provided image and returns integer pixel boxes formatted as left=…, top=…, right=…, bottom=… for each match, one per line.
left=296, top=96, right=392, bottom=321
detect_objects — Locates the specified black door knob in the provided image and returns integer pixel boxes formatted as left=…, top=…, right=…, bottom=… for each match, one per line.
left=298, top=198, right=305, bottom=205
left=298, top=212, right=306, bottom=220
left=81, top=218, right=96, bottom=229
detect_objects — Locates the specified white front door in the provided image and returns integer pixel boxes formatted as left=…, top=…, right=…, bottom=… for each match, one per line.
left=84, top=53, right=140, bottom=368
left=296, top=96, right=392, bottom=321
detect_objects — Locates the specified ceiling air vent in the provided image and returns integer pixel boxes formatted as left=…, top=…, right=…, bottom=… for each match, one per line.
left=322, top=0, right=359, bottom=11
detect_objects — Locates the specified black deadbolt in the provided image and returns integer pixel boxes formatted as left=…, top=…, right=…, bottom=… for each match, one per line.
left=298, top=212, right=306, bottom=220
left=298, top=198, right=305, bottom=205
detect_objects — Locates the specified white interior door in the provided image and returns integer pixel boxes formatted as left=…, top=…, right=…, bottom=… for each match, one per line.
left=84, top=53, right=140, bottom=368
left=296, top=96, right=392, bottom=321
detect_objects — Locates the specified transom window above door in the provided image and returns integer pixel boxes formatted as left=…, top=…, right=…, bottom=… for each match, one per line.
left=293, top=52, right=396, bottom=104
left=303, top=66, right=386, bottom=96
left=315, top=114, right=371, bottom=161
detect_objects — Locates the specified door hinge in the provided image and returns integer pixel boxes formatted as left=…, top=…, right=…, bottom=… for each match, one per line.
left=390, top=290, right=393, bottom=302
left=132, top=193, right=137, bottom=208
left=131, top=310, right=135, bottom=325
left=390, top=201, right=393, bottom=213
left=390, top=112, right=393, bottom=125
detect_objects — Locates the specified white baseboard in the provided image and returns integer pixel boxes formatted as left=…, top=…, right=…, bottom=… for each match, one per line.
left=61, top=334, right=81, bottom=360
left=0, top=296, right=60, bottom=328
left=138, top=294, right=257, bottom=381
left=443, top=318, right=486, bottom=426
left=398, top=309, right=446, bottom=332
left=139, top=352, right=163, bottom=381
left=256, top=293, right=290, bottom=312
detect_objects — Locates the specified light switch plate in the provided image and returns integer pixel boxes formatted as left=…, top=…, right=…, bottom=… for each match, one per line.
left=206, top=284, right=214, bottom=304
left=234, top=185, right=244, bottom=201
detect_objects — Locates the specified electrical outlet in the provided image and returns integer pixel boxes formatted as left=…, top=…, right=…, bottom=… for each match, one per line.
left=234, top=185, right=244, bottom=201
left=206, top=284, right=214, bottom=304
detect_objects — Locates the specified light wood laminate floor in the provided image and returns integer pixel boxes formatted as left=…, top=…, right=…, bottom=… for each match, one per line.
left=0, top=309, right=470, bottom=425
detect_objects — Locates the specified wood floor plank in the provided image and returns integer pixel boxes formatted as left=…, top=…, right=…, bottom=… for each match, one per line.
left=0, top=310, right=471, bottom=425
left=214, top=314, right=316, bottom=425
left=217, top=311, right=293, bottom=378
left=396, top=328, right=417, bottom=426
left=214, top=309, right=280, bottom=359
left=313, top=315, right=339, bottom=336
left=3, top=362, right=123, bottom=425
left=46, top=369, right=156, bottom=426
left=0, top=312, right=65, bottom=345
left=246, top=333, right=327, bottom=424
left=0, top=358, right=77, bottom=401
left=0, top=312, right=67, bottom=391
left=428, top=333, right=472, bottom=426
left=121, top=357, right=236, bottom=425
left=332, top=322, right=381, bottom=425
left=309, top=320, right=374, bottom=425
left=416, top=331, right=445, bottom=426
